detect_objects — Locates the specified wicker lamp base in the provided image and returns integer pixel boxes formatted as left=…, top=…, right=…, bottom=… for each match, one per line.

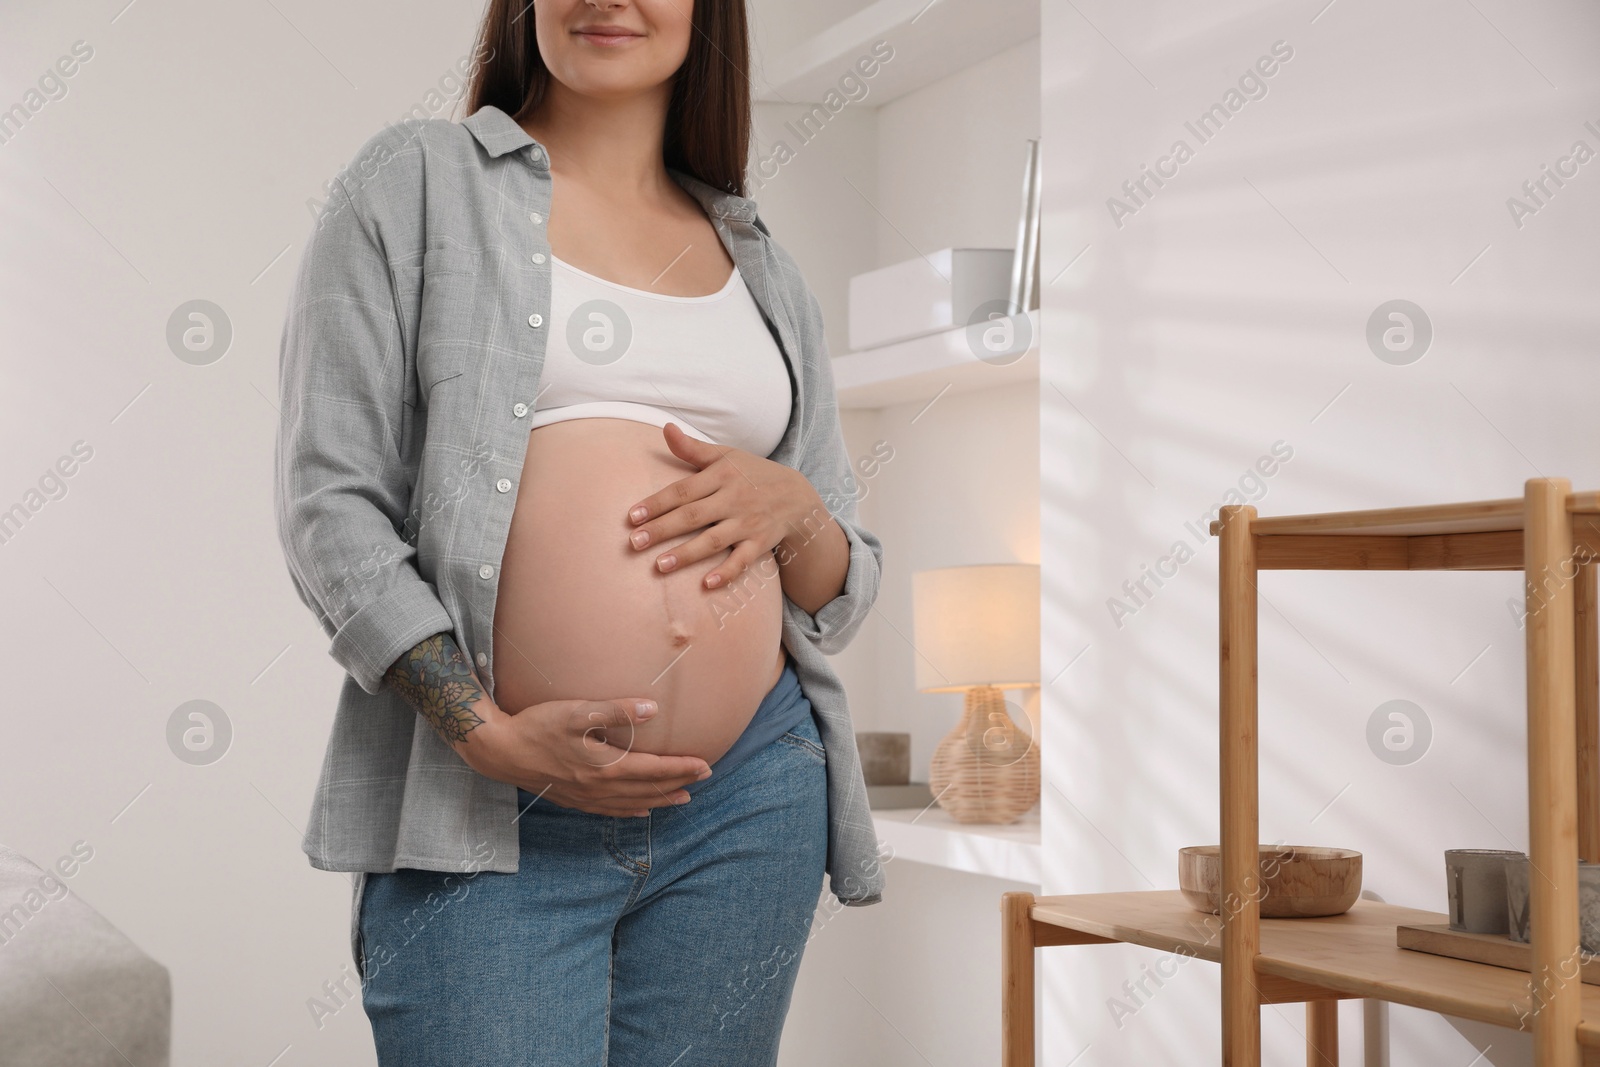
left=928, top=684, right=1040, bottom=824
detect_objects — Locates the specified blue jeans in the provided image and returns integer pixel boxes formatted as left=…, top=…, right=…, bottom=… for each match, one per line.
left=356, top=705, right=829, bottom=1066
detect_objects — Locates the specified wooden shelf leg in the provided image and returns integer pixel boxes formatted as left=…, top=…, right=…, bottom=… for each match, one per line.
left=1219, top=504, right=1262, bottom=1067
left=1525, top=477, right=1582, bottom=1067
left=1002, top=891, right=1037, bottom=1067
left=1306, top=1000, right=1338, bottom=1066
left=1576, top=562, right=1599, bottom=862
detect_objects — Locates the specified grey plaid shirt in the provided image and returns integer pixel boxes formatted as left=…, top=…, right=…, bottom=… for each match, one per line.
left=273, top=105, right=888, bottom=950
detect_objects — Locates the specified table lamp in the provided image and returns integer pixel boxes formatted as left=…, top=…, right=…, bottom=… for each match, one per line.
left=912, top=563, right=1041, bottom=824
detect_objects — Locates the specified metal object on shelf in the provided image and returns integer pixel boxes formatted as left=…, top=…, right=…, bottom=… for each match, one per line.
left=1445, top=848, right=1521, bottom=934
left=1007, top=138, right=1041, bottom=315
left=1506, top=854, right=1531, bottom=942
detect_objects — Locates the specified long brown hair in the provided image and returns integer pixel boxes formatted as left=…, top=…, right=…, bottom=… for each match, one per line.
left=463, top=0, right=751, bottom=196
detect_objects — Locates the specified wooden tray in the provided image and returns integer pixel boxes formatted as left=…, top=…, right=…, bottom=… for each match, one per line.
left=1396, top=923, right=1600, bottom=985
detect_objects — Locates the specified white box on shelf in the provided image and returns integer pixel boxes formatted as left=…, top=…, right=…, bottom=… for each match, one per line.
left=847, top=247, right=1014, bottom=352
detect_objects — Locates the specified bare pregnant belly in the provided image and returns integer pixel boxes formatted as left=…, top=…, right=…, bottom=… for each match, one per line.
left=491, top=418, right=787, bottom=765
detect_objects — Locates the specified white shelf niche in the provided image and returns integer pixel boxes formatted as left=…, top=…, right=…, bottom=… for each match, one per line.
left=871, top=804, right=1041, bottom=884
left=756, top=0, right=1039, bottom=107
left=832, top=308, right=1040, bottom=410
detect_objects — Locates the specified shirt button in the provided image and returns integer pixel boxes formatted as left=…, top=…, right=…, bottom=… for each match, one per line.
left=513, top=402, right=529, bottom=417
left=528, top=313, right=544, bottom=328
left=531, top=252, right=546, bottom=264
left=496, top=477, right=512, bottom=493
left=475, top=651, right=488, bottom=667
left=529, top=211, right=543, bottom=225
left=528, top=146, right=546, bottom=167
left=478, top=563, right=494, bottom=579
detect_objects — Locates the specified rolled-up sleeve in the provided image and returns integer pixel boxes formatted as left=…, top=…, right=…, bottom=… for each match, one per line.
left=787, top=285, right=884, bottom=656
left=273, top=177, right=454, bottom=695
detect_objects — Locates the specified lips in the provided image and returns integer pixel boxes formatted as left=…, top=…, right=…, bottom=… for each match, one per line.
left=574, top=26, right=644, bottom=44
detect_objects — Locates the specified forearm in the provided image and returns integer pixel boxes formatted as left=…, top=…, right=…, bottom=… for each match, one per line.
left=382, top=632, right=505, bottom=762
left=776, top=497, right=851, bottom=617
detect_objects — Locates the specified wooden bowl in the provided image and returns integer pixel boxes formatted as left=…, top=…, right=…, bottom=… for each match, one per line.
left=1179, top=845, right=1362, bottom=918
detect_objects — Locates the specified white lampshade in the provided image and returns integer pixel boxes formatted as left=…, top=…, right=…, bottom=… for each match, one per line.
left=911, top=563, right=1040, bottom=693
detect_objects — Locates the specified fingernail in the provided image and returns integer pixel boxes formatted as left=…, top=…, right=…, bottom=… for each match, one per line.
left=636, top=700, right=657, bottom=718
left=697, top=767, right=712, bottom=780
left=674, top=793, right=691, bottom=805
left=657, top=554, right=676, bottom=572
left=630, top=529, right=649, bottom=548
left=630, top=506, right=648, bottom=523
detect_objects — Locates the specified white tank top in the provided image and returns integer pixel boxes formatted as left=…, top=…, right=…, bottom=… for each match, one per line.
left=528, top=255, right=794, bottom=458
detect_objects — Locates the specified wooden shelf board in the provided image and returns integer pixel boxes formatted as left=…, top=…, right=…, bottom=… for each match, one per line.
left=1254, top=530, right=1524, bottom=571
left=1207, top=497, right=1526, bottom=539
left=1024, top=889, right=1600, bottom=1032
left=1202, top=490, right=1600, bottom=539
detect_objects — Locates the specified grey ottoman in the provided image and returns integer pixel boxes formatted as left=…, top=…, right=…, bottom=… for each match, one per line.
left=0, top=845, right=171, bottom=1066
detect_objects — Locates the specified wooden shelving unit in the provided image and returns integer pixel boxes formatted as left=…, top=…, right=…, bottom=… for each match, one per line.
left=1001, top=479, right=1600, bottom=1066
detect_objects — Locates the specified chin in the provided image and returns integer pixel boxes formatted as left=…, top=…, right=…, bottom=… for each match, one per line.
left=553, top=63, right=672, bottom=99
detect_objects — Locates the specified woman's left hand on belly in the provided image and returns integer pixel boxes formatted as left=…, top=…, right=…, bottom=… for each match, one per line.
left=624, top=421, right=822, bottom=591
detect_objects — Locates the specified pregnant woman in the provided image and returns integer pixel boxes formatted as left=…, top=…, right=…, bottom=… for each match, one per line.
left=273, top=0, right=886, bottom=1064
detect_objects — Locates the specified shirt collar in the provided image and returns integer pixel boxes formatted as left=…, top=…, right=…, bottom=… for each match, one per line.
left=461, top=104, right=538, bottom=159
left=461, top=104, right=758, bottom=223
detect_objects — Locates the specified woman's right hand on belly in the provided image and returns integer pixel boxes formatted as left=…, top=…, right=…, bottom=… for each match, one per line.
left=458, top=697, right=714, bottom=817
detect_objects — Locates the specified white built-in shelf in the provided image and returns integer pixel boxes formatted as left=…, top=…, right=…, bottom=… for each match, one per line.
left=832, top=308, right=1040, bottom=409
left=755, top=0, right=1039, bottom=107
left=871, top=804, right=1040, bottom=883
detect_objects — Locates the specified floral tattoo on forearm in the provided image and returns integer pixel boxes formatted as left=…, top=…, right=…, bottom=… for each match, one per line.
left=383, top=632, right=487, bottom=746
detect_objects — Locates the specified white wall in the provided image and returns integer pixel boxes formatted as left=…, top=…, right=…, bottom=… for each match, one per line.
left=753, top=38, right=1043, bottom=1067
left=1042, top=1, right=1600, bottom=1064
left=1, top=1, right=507, bottom=1063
